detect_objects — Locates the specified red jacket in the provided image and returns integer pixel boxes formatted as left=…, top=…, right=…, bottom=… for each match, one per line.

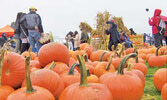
left=149, top=9, right=162, bottom=34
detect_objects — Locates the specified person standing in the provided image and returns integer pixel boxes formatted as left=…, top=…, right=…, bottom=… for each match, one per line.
left=164, top=20, right=167, bottom=45
left=14, top=12, right=23, bottom=52
left=105, top=20, right=120, bottom=51
left=149, top=9, right=163, bottom=48
left=65, top=31, right=73, bottom=50
left=20, top=7, right=44, bottom=53
left=73, top=31, right=80, bottom=50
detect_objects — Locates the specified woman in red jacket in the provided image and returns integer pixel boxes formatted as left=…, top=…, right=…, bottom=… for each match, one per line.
left=149, top=9, right=163, bottom=47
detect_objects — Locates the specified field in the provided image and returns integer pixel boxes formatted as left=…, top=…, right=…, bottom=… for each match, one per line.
left=141, top=62, right=167, bottom=100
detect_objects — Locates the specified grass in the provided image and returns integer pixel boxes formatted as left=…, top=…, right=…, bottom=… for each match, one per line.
left=141, top=62, right=167, bottom=100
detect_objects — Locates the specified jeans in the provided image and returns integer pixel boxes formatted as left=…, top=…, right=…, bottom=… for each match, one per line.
left=28, top=32, right=42, bottom=53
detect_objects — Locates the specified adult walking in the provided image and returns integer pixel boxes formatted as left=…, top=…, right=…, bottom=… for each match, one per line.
left=149, top=9, right=163, bottom=48
left=105, top=20, right=120, bottom=51
left=20, top=7, right=44, bottom=53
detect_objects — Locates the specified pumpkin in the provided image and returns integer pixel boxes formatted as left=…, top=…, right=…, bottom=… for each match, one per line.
left=38, top=42, right=70, bottom=67
left=59, top=55, right=113, bottom=100
left=100, top=53, right=144, bottom=100
left=148, top=47, right=166, bottom=67
left=2, top=52, right=25, bottom=88
left=7, top=56, right=55, bottom=100
left=138, top=53, right=146, bottom=60
left=30, top=60, right=41, bottom=69
left=131, top=52, right=148, bottom=75
left=125, top=63, right=145, bottom=86
left=125, top=48, right=135, bottom=55
left=0, top=86, right=14, bottom=100
left=161, top=83, right=167, bottom=100
left=111, top=47, right=124, bottom=69
left=153, top=68, right=167, bottom=91
left=90, top=50, right=110, bottom=62
left=72, top=50, right=87, bottom=60
left=60, top=63, right=80, bottom=88
left=68, top=57, right=77, bottom=67
left=131, top=63, right=148, bottom=76
left=79, top=43, right=89, bottom=50
left=0, top=49, right=14, bottom=100
left=83, top=44, right=94, bottom=59
left=87, top=69, right=99, bottom=83
left=22, top=64, right=64, bottom=99
left=94, top=55, right=115, bottom=77
left=21, top=51, right=37, bottom=60
left=44, top=62, right=69, bottom=74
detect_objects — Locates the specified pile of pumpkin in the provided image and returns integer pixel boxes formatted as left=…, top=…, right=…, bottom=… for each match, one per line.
left=0, top=41, right=167, bottom=100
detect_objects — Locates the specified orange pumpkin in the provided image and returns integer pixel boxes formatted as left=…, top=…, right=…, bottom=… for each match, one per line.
left=87, top=70, right=99, bottom=83
left=30, top=60, right=41, bottom=69
left=60, top=63, right=80, bottom=88
left=59, top=55, right=113, bottom=100
left=38, top=42, right=70, bottom=67
left=2, top=52, right=25, bottom=88
left=131, top=63, right=148, bottom=75
left=7, top=56, right=55, bottom=100
left=72, top=50, right=87, bottom=60
left=79, top=43, right=89, bottom=50
left=21, top=51, right=37, bottom=60
left=125, top=48, right=135, bottom=55
left=83, top=45, right=94, bottom=59
left=153, top=68, right=167, bottom=91
left=100, top=53, right=144, bottom=100
left=22, top=68, right=64, bottom=99
left=0, top=49, right=15, bottom=100
left=148, top=47, right=166, bottom=67
left=0, top=86, right=14, bottom=100
left=161, top=83, right=167, bottom=100
left=94, top=55, right=115, bottom=77
left=90, top=50, right=110, bottom=62
left=44, top=62, right=69, bottom=75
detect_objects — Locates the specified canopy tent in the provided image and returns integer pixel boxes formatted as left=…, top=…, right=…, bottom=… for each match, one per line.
left=0, top=25, right=14, bottom=37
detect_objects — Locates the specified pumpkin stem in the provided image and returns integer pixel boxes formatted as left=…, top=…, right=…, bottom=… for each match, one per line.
left=99, top=51, right=107, bottom=61
left=25, top=56, right=35, bottom=93
left=156, top=46, right=161, bottom=56
left=118, top=42, right=125, bottom=58
left=77, top=55, right=88, bottom=87
left=0, top=48, right=5, bottom=86
left=87, top=69, right=91, bottom=76
left=83, top=53, right=88, bottom=62
left=106, top=54, right=113, bottom=71
left=68, top=63, right=80, bottom=75
left=48, top=61, right=56, bottom=70
left=127, top=63, right=132, bottom=71
left=28, top=46, right=33, bottom=60
left=118, top=53, right=137, bottom=75
left=135, top=50, right=139, bottom=63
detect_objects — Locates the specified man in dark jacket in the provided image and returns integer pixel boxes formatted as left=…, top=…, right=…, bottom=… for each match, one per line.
left=105, top=20, right=120, bottom=51
left=20, top=7, right=44, bottom=53
left=149, top=9, right=162, bottom=48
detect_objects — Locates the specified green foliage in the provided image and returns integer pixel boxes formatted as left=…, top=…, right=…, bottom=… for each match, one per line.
left=141, top=62, right=167, bottom=100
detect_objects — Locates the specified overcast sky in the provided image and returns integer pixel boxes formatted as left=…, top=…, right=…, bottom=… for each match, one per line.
left=0, top=0, right=167, bottom=38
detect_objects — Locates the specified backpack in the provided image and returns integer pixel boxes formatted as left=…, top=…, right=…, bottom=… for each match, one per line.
left=157, top=17, right=166, bottom=34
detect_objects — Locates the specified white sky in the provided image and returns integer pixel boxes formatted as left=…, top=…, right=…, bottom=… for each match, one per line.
left=0, top=0, right=167, bottom=38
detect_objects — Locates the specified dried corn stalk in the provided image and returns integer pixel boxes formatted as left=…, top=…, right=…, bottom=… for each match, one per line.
left=94, top=11, right=111, bottom=50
